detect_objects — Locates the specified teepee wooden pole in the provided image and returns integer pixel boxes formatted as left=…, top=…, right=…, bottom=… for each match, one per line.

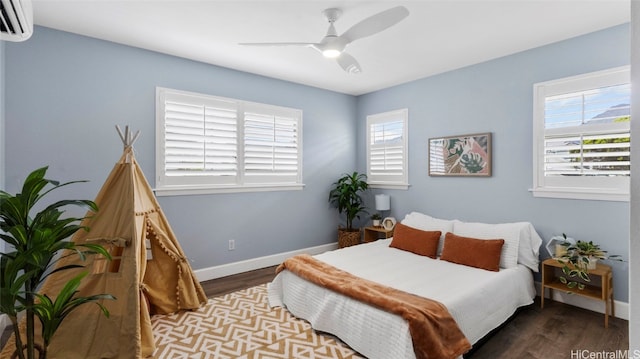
left=116, top=125, right=141, bottom=163
left=130, top=130, right=141, bottom=146
left=116, top=125, right=126, bottom=145
left=115, top=125, right=141, bottom=147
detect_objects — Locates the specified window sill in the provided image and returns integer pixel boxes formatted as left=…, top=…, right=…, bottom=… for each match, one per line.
left=530, top=187, right=629, bottom=202
left=368, top=183, right=410, bottom=190
left=155, top=183, right=305, bottom=196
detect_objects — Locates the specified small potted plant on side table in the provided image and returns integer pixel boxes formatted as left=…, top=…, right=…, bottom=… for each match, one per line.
left=556, top=239, right=621, bottom=290
left=371, top=213, right=382, bottom=227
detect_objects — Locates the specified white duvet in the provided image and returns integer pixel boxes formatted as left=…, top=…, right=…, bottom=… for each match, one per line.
left=268, top=239, right=536, bottom=359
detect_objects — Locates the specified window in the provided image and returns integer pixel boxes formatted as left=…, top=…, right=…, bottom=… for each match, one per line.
left=366, top=109, right=409, bottom=189
left=532, top=66, right=630, bottom=201
left=156, top=88, right=303, bottom=195
left=92, top=239, right=127, bottom=274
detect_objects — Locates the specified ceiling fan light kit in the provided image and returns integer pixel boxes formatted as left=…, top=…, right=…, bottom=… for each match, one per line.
left=239, top=6, right=409, bottom=74
left=322, top=49, right=342, bottom=58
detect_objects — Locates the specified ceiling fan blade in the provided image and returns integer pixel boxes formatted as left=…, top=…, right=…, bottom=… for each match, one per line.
left=239, top=42, right=317, bottom=47
left=336, top=52, right=361, bottom=74
left=341, top=6, right=409, bottom=43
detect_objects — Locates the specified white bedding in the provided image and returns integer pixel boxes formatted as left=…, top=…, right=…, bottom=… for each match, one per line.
left=268, top=239, right=536, bottom=359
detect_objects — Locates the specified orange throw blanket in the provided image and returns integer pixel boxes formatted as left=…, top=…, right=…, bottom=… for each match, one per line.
left=276, top=254, right=471, bottom=359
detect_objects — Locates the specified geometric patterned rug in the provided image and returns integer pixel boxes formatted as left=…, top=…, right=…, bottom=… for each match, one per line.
left=151, top=284, right=365, bottom=358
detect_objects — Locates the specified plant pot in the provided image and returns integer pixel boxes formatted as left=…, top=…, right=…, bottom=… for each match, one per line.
left=338, top=228, right=361, bottom=248
left=372, top=219, right=381, bottom=227
left=586, top=256, right=598, bottom=270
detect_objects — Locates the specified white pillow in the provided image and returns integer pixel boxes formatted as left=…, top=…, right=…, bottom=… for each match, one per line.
left=452, top=221, right=522, bottom=269
left=401, top=212, right=454, bottom=255
left=515, top=222, right=543, bottom=272
left=401, top=213, right=543, bottom=271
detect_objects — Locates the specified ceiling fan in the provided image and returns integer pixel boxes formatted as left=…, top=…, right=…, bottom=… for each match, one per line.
left=239, top=6, right=409, bottom=74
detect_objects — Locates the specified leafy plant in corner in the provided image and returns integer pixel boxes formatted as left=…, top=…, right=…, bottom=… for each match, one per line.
left=556, top=234, right=621, bottom=291
left=0, top=167, right=115, bottom=359
left=328, top=172, right=369, bottom=231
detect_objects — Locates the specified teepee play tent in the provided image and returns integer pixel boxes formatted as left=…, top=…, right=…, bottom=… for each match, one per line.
left=4, top=127, right=207, bottom=358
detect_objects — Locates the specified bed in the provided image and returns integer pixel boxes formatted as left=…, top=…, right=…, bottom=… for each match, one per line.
left=268, top=212, right=542, bottom=359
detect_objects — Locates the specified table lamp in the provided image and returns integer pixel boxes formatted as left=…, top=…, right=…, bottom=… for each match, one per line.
left=375, top=194, right=390, bottom=213
left=375, top=194, right=396, bottom=230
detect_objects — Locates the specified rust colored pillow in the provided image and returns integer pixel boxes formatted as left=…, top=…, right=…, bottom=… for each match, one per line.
left=441, top=232, right=504, bottom=272
left=389, top=223, right=441, bottom=258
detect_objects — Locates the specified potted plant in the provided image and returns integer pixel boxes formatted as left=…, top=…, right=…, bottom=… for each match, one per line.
left=328, top=172, right=369, bottom=248
left=371, top=213, right=382, bottom=227
left=556, top=238, right=621, bottom=290
left=0, top=167, right=115, bottom=359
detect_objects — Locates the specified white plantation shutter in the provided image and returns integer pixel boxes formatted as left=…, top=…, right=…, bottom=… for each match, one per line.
left=163, top=94, right=237, bottom=182
left=533, top=67, right=630, bottom=201
left=544, top=128, right=630, bottom=177
left=366, top=109, right=409, bottom=189
left=156, top=88, right=303, bottom=195
left=243, top=105, right=301, bottom=184
left=370, top=121, right=404, bottom=174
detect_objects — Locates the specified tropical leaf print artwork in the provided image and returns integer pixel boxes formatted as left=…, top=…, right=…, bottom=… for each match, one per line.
left=429, top=133, right=491, bottom=176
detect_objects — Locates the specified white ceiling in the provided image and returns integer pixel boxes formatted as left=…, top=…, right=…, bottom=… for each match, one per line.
left=32, top=0, right=630, bottom=96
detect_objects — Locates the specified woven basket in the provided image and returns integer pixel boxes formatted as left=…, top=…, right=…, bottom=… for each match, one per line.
left=338, top=228, right=361, bottom=248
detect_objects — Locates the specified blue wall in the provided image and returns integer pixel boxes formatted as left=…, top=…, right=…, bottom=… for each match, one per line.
left=357, top=24, right=630, bottom=301
left=3, top=24, right=631, bottom=301
left=4, top=27, right=357, bottom=269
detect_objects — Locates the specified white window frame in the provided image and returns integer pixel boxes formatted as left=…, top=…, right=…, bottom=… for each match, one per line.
left=156, top=87, right=303, bottom=196
left=532, top=66, right=630, bottom=202
left=366, top=109, right=409, bottom=190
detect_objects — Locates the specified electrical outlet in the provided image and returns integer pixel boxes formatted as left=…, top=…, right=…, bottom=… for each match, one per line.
left=228, top=239, right=235, bottom=251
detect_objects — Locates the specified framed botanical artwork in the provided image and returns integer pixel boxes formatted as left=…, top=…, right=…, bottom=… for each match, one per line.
left=428, top=132, right=492, bottom=177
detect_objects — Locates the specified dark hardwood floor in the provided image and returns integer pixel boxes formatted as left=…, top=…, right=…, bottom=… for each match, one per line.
left=2, top=265, right=629, bottom=358
left=201, top=265, right=279, bottom=297
left=468, top=297, right=628, bottom=358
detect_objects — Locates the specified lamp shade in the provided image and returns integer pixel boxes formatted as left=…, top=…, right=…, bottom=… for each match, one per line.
left=375, top=194, right=390, bottom=211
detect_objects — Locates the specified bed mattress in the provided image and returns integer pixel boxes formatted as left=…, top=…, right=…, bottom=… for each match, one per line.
left=268, top=239, right=536, bottom=359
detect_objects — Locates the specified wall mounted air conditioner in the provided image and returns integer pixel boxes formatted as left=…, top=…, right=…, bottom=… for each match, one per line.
left=1, top=0, right=33, bottom=42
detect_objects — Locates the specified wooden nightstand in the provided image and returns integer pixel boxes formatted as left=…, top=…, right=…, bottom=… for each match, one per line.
left=541, top=258, right=614, bottom=328
left=363, top=226, right=394, bottom=243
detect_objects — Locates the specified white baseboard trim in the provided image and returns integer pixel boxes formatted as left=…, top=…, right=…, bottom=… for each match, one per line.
left=535, top=281, right=629, bottom=320
left=194, top=242, right=339, bottom=282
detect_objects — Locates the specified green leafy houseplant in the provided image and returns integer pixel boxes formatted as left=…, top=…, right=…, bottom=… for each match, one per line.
left=556, top=235, right=621, bottom=291
left=0, top=167, right=115, bottom=359
left=328, top=172, right=369, bottom=230
left=328, top=172, right=369, bottom=247
left=371, top=213, right=382, bottom=227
